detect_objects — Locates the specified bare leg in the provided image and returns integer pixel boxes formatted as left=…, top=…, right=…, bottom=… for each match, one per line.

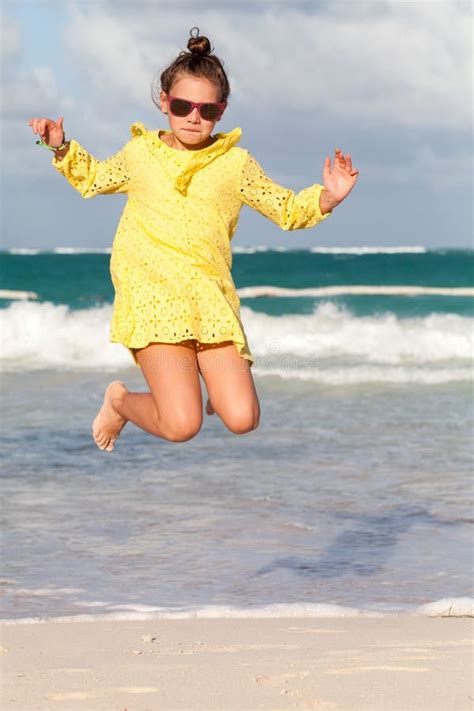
left=92, top=340, right=204, bottom=451
left=195, top=342, right=228, bottom=417
left=197, top=342, right=260, bottom=434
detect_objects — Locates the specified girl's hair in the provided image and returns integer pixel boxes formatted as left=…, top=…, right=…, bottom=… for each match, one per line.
left=151, top=26, right=231, bottom=107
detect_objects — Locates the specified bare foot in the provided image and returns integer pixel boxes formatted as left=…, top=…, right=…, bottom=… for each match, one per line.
left=92, top=380, right=128, bottom=451
left=205, top=397, right=215, bottom=416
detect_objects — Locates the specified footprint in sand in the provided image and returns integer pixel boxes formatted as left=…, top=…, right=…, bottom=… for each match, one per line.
left=324, top=665, right=431, bottom=675
left=114, top=687, right=160, bottom=693
left=47, top=692, right=99, bottom=701
left=253, top=670, right=310, bottom=686
left=47, top=686, right=159, bottom=701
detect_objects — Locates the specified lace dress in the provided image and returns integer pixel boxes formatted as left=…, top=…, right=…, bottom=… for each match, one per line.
left=52, top=122, right=332, bottom=368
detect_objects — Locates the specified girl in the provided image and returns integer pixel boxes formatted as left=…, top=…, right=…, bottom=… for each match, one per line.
left=29, top=27, right=358, bottom=452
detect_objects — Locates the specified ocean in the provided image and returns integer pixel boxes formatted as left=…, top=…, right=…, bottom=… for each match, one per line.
left=1, top=246, right=473, bottom=622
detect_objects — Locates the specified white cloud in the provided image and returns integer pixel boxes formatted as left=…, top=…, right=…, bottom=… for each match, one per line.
left=1, top=0, right=472, bottom=190
left=60, top=0, right=471, bottom=130
left=361, top=143, right=470, bottom=191
left=3, top=67, right=76, bottom=120
left=63, top=8, right=151, bottom=105
left=0, top=11, right=21, bottom=59
left=2, top=61, right=77, bottom=178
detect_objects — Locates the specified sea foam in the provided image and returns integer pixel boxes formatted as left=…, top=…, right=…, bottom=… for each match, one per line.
left=0, top=300, right=472, bottom=382
left=1, top=597, right=472, bottom=625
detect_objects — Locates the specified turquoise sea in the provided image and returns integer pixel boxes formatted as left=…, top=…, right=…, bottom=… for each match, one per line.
left=1, top=246, right=472, bottom=622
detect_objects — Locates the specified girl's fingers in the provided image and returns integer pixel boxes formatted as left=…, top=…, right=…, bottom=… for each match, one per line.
left=334, top=148, right=358, bottom=174
left=29, top=118, right=46, bottom=135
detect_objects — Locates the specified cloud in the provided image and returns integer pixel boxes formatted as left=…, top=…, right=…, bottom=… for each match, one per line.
left=60, top=0, right=471, bottom=130
left=63, top=7, right=151, bottom=106
left=2, top=0, right=471, bottom=197
left=0, top=10, right=21, bottom=59
left=0, top=11, right=77, bottom=178
left=3, top=67, right=76, bottom=121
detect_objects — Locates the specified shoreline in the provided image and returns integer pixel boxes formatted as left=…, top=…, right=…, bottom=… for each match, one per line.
left=2, top=614, right=472, bottom=710
left=1, top=596, right=473, bottom=626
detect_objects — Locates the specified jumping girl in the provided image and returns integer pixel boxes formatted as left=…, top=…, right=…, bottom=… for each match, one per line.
left=28, top=27, right=358, bottom=451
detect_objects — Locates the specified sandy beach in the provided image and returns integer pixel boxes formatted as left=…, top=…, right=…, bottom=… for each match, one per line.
left=1, top=615, right=472, bottom=710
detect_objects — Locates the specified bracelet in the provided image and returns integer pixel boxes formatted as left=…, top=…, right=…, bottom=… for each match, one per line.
left=35, top=133, right=69, bottom=152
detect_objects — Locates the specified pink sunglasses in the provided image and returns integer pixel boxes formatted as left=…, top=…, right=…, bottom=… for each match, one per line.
left=166, top=93, right=227, bottom=121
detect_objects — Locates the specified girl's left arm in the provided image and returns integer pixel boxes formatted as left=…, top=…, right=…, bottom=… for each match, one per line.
left=239, top=148, right=358, bottom=231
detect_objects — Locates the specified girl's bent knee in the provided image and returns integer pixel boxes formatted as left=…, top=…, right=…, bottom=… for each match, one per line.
left=225, top=413, right=260, bottom=435
left=167, top=428, right=201, bottom=442
left=162, top=417, right=202, bottom=442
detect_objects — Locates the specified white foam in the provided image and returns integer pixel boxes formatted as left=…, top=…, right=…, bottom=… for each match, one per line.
left=52, top=247, right=112, bottom=254
left=0, top=301, right=127, bottom=371
left=238, top=285, right=474, bottom=297
left=0, top=289, right=38, bottom=300
left=0, top=602, right=381, bottom=625
left=243, top=302, right=473, bottom=363
left=232, top=245, right=272, bottom=253
left=309, top=246, right=428, bottom=254
left=231, top=246, right=429, bottom=254
left=416, top=597, right=474, bottom=617
left=6, top=248, right=41, bottom=255
left=252, top=366, right=473, bottom=385
left=2, top=597, right=473, bottom=625
left=4, top=247, right=112, bottom=254
left=1, top=300, right=472, bottom=380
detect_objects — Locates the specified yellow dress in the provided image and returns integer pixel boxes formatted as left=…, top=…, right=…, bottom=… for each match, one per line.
left=52, top=122, right=332, bottom=368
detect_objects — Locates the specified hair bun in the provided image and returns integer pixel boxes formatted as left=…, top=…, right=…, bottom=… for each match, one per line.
left=187, top=26, right=212, bottom=56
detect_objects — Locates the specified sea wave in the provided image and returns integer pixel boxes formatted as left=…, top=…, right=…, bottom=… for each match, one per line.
left=3, top=247, right=112, bottom=255
left=0, top=300, right=472, bottom=381
left=3, top=246, right=467, bottom=256
left=5, top=248, right=42, bottom=255
left=52, top=247, right=112, bottom=254
left=238, top=285, right=474, bottom=297
left=309, top=246, right=428, bottom=254
left=0, top=289, right=38, bottom=300
left=1, top=597, right=472, bottom=625
left=232, top=245, right=429, bottom=254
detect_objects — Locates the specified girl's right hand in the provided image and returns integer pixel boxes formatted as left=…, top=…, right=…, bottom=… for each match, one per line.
left=28, top=116, right=65, bottom=148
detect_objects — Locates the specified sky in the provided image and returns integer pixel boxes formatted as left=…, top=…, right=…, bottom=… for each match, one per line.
left=1, top=0, right=472, bottom=250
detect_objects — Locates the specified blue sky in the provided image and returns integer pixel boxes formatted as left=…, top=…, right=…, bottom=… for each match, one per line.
left=1, top=0, right=472, bottom=249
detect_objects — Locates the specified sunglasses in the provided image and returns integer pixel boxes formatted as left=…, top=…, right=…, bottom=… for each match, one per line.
left=166, top=93, right=227, bottom=121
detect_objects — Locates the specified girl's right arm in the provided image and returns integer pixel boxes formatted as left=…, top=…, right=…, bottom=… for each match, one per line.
left=28, top=116, right=131, bottom=198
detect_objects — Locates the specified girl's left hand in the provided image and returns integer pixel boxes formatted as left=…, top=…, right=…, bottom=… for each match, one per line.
left=323, top=149, right=359, bottom=206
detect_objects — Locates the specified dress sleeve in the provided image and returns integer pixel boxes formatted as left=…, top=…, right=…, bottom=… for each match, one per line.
left=239, top=150, right=332, bottom=230
left=51, top=139, right=130, bottom=198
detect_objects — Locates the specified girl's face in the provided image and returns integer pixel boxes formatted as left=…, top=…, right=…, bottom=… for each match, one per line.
left=159, top=75, right=225, bottom=150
